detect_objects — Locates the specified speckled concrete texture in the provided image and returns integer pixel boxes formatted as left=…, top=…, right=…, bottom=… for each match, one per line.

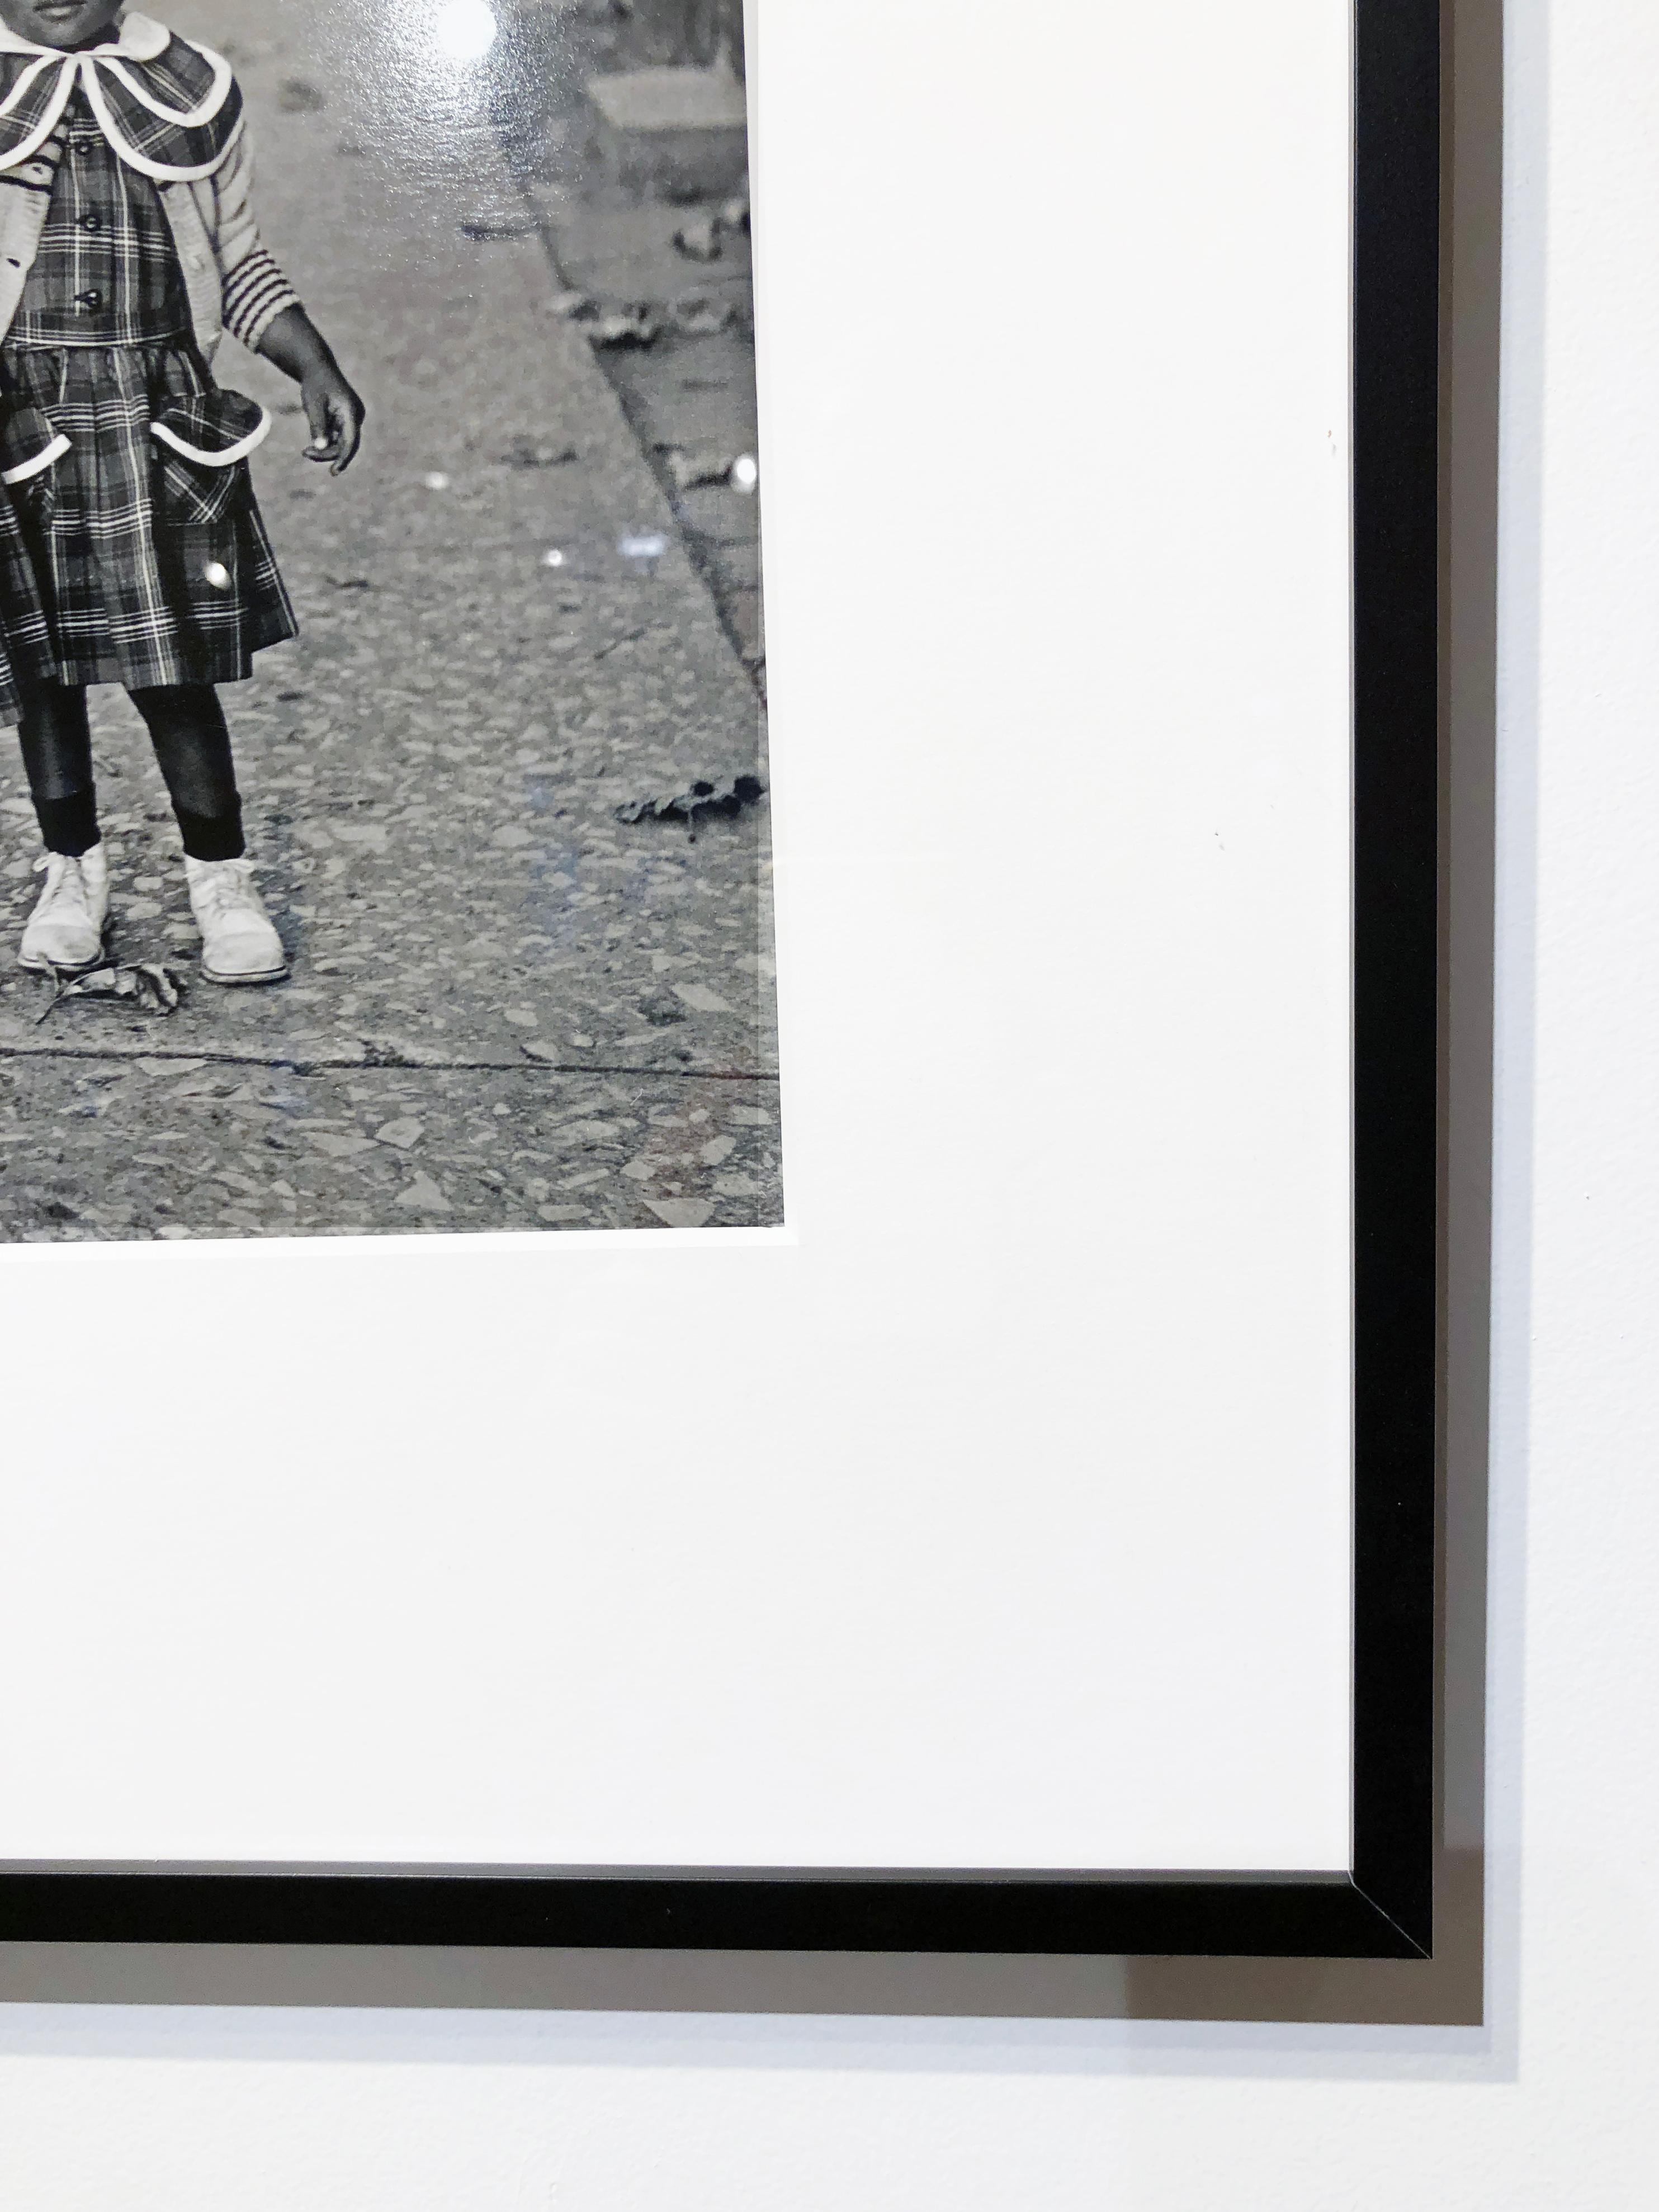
left=0, top=0, right=779, bottom=1241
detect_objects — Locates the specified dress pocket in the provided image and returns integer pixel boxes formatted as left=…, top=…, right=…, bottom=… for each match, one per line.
left=149, top=390, right=270, bottom=528
left=0, top=403, right=68, bottom=521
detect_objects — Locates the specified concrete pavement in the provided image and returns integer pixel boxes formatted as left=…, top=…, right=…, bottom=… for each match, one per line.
left=0, top=0, right=779, bottom=1241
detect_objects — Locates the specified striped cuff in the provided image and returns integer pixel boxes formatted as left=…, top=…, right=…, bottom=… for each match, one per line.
left=222, top=248, right=301, bottom=350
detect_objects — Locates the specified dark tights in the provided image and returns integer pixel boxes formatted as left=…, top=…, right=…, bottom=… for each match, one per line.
left=20, top=680, right=244, bottom=862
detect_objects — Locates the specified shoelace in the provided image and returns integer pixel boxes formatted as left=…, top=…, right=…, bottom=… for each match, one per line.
left=32, top=856, right=88, bottom=917
left=192, top=862, right=259, bottom=920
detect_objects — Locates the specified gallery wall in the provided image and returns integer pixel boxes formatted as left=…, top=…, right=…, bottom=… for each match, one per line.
left=3, top=0, right=1657, bottom=2201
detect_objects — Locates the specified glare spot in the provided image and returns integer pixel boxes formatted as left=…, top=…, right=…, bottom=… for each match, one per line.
left=431, top=0, right=498, bottom=62
left=421, top=471, right=451, bottom=491
left=203, top=561, right=231, bottom=591
left=541, top=548, right=566, bottom=568
left=730, top=453, right=759, bottom=495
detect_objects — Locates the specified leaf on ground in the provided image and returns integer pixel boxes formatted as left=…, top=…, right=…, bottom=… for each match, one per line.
left=502, top=435, right=578, bottom=469
left=660, top=445, right=738, bottom=491
left=672, top=214, right=723, bottom=262
left=38, top=961, right=183, bottom=1022
left=670, top=289, right=736, bottom=336
left=587, top=305, right=660, bottom=348
left=460, top=211, right=537, bottom=241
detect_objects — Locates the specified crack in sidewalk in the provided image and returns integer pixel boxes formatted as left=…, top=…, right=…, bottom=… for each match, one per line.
left=0, top=1044, right=780, bottom=1079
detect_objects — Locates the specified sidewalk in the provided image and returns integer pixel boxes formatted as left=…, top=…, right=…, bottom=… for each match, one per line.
left=0, top=0, right=779, bottom=1241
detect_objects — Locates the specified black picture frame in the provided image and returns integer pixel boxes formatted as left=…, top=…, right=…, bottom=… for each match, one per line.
left=0, top=0, right=1439, bottom=1961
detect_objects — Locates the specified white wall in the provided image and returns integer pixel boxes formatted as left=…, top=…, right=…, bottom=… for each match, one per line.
left=3, top=0, right=1655, bottom=2201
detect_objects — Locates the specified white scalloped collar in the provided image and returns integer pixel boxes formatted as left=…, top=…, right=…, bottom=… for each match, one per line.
left=0, top=13, right=237, bottom=181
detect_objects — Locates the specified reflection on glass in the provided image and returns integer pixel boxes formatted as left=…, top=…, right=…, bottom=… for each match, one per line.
left=428, top=0, right=499, bottom=65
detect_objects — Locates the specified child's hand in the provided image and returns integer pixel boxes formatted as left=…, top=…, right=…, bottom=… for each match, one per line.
left=255, top=306, right=366, bottom=476
left=301, top=364, right=366, bottom=476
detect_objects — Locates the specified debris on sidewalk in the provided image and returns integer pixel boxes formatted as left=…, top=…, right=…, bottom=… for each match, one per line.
left=673, top=193, right=749, bottom=264
left=654, top=443, right=758, bottom=493
left=585, top=304, right=660, bottom=348
left=669, top=288, right=736, bottom=335
left=554, top=176, right=762, bottom=693
left=658, top=443, right=738, bottom=491
left=672, top=211, right=723, bottom=261
left=460, top=211, right=538, bottom=242
left=502, top=434, right=579, bottom=469
left=616, top=773, right=764, bottom=836
left=540, top=291, right=661, bottom=345
left=36, top=960, right=185, bottom=1023
left=594, top=623, right=653, bottom=660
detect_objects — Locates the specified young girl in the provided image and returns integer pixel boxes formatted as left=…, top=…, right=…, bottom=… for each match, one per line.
left=0, top=1, right=363, bottom=982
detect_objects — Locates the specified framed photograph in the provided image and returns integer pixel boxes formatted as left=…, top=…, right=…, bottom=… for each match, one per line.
left=0, top=0, right=1438, bottom=1957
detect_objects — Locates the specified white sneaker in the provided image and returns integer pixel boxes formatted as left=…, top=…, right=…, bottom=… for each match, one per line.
left=185, top=855, right=289, bottom=985
left=19, top=843, right=109, bottom=975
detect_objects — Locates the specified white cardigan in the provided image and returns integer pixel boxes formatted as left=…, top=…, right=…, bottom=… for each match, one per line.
left=0, top=12, right=298, bottom=361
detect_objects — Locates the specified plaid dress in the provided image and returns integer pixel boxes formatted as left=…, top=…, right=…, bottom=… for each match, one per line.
left=0, top=89, right=296, bottom=692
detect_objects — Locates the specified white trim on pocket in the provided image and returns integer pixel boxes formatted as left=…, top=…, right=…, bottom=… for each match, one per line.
left=1, top=432, right=69, bottom=485
left=149, top=406, right=271, bottom=469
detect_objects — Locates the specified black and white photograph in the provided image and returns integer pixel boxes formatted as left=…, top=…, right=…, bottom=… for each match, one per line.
left=0, top=0, right=778, bottom=1242
left=0, top=0, right=1446, bottom=1972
